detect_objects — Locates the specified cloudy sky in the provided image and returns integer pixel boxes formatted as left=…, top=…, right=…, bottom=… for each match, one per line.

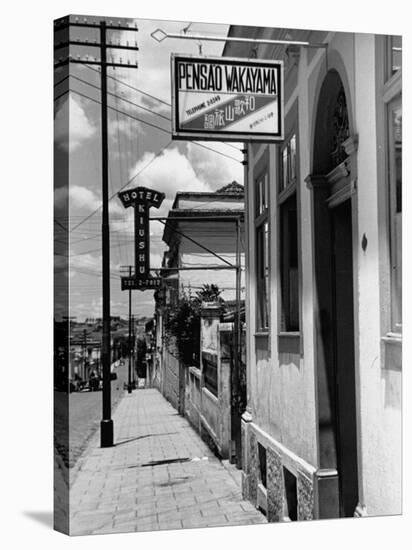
left=54, top=16, right=244, bottom=320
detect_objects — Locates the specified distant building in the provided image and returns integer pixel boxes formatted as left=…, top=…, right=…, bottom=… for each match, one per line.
left=153, top=183, right=245, bottom=415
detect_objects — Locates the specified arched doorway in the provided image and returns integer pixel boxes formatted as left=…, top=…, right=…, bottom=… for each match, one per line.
left=309, top=69, right=359, bottom=518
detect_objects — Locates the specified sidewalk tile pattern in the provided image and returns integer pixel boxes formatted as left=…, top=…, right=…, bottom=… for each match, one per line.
left=70, top=389, right=267, bottom=535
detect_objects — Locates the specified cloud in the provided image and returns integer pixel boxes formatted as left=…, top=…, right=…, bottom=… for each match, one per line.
left=60, top=18, right=235, bottom=322
left=186, top=141, right=244, bottom=188
left=69, top=252, right=124, bottom=279
left=72, top=186, right=100, bottom=210
left=128, top=146, right=212, bottom=198
left=69, top=252, right=101, bottom=275
left=116, top=19, right=229, bottom=115
left=54, top=185, right=123, bottom=216
left=54, top=96, right=96, bottom=152
left=116, top=19, right=243, bottom=190
left=108, top=108, right=145, bottom=141
left=117, top=146, right=212, bottom=243
left=115, top=19, right=175, bottom=112
left=126, top=142, right=243, bottom=202
left=149, top=251, right=163, bottom=269
left=111, top=206, right=134, bottom=235
left=113, top=139, right=243, bottom=243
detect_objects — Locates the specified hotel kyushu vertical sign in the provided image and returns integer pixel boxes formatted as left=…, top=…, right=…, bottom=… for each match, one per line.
left=171, top=55, right=283, bottom=142
left=118, top=186, right=165, bottom=291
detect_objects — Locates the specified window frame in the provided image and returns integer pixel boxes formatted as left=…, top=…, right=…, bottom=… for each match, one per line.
left=254, top=167, right=270, bottom=333
left=387, top=95, right=402, bottom=333
left=383, top=35, right=402, bottom=336
left=277, top=131, right=301, bottom=335
left=385, top=35, right=402, bottom=82
left=376, top=34, right=402, bottom=368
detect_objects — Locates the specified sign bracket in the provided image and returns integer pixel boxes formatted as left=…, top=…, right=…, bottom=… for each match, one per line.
left=151, top=29, right=328, bottom=49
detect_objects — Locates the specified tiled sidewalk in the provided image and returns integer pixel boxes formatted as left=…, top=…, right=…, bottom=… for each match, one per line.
left=70, top=388, right=266, bottom=535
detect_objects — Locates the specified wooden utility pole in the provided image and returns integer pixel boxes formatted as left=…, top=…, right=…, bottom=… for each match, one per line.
left=127, top=266, right=133, bottom=393
left=54, top=16, right=138, bottom=447
left=131, top=314, right=136, bottom=388
left=120, top=265, right=136, bottom=394
left=233, top=217, right=242, bottom=467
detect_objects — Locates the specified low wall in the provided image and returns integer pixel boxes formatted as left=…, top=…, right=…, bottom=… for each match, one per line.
left=241, top=413, right=317, bottom=522
left=161, top=346, right=180, bottom=411
left=185, top=367, right=201, bottom=432
left=184, top=303, right=232, bottom=459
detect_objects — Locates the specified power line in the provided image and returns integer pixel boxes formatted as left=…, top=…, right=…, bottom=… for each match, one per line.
left=69, top=139, right=173, bottom=232
left=80, top=64, right=243, bottom=152
left=54, top=19, right=140, bottom=450
left=84, top=63, right=172, bottom=108
left=54, top=74, right=70, bottom=88
left=54, top=89, right=70, bottom=103
left=70, top=267, right=121, bottom=280
left=68, top=88, right=242, bottom=164
left=54, top=86, right=242, bottom=237
left=112, top=76, right=131, bottom=269
left=157, top=218, right=235, bottom=268
left=54, top=86, right=243, bottom=164
left=70, top=88, right=173, bottom=134
left=68, top=237, right=163, bottom=257
left=70, top=73, right=171, bottom=122
left=54, top=219, right=68, bottom=231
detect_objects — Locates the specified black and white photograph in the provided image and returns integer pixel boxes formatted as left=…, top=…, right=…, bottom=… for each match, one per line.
left=52, top=9, right=404, bottom=537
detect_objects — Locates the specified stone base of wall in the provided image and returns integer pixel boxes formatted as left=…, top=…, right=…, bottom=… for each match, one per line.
left=242, top=421, right=316, bottom=523
left=297, top=469, right=314, bottom=520
left=241, top=471, right=249, bottom=500
left=249, top=430, right=258, bottom=505
left=267, top=447, right=283, bottom=521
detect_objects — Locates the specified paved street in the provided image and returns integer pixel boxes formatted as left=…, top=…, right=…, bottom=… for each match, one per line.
left=54, top=363, right=131, bottom=530
left=70, top=388, right=267, bottom=535
left=55, top=362, right=129, bottom=468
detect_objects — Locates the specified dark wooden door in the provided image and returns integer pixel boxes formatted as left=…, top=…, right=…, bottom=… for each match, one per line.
left=330, top=199, right=359, bottom=517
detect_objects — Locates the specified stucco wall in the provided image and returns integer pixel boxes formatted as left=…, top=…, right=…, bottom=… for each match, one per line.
left=184, top=309, right=232, bottom=458
left=244, top=30, right=401, bottom=516
left=353, top=33, right=401, bottom=516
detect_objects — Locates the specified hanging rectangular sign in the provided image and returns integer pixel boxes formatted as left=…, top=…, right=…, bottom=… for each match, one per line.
left=171, top=54, right=283, bottom=142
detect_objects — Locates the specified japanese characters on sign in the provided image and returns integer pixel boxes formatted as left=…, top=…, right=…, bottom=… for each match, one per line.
left=117, top=186, right=165, bottom=291
left=171, top=55, right=283, bottom=142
